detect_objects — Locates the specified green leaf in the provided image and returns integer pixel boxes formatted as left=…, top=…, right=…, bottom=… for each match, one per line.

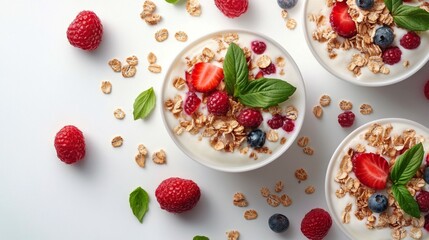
left=165, top=0, right=180, bottom=3
left=193, top=236, right=209, bottom=240
left=129, top=187, right=150, bottom=223
left=384, top=0, right=402, bottom=13
left=393, top=5, right=429, bottom=31
left=391, top=184, right=420, bottom=218
left=237, top=78, right=296, bottom=108
left=223, top=43, right=249, bottom=97
left=390, top=143, right=424, bottom=185
left=133, top=87, right=156, bottom=120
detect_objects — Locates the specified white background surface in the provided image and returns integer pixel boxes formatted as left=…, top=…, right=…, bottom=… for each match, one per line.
left=0, top=1, right=428, bottom=239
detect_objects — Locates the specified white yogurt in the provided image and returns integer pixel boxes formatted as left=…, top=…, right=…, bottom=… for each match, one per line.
left=304, top=0, right=429, bottom=86
left=161, top=30, right=306, bottom=172
left=326, top=118, right=429, bottom=239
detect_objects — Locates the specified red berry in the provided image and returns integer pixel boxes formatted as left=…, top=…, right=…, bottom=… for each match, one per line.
left=207, top=91, right=230, bottom=116
left=382, top=46, right=402, bottom=65
left=191, top=62, right=224, bottom=93
left=338, top=110, right=355, bottom=127
left=416, top=191, right=429, bottom=212
left=260, top=63, right=276, bottom=75
left=330, top=2, right=357, bottom=38
left=426, top=153, right=429, bottom=165
left=352, top=153, right=389, bottom=190
left=251, top=40, right=267, bottom=54
left=255, top=71, right=264, bottom=79
left=54, top=125, right=86, bottom=164
left=155, top=177, right=201, bottom=213
left=282, top=119, right=295, bottom=132
left=400, top=31, right=421, bottom=49
left=301, top=208, right=332, bottom=240
left=184, top=92, right=201, bottom=115
left=66, top=11, right=103, bottom=51
left=424, top=80, right=429, bottom=100
left=214, top=0, right=248, bottom=18
left=267, top=114, right=285, bottom=129
left=425, top=214, right=429, bottom=231
left=237, top=109, right=263, bottom=128
left=185, top=71, right=196, bottom=92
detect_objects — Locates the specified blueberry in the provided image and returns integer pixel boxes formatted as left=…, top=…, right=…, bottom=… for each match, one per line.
left=268, top=213, right=290, bottom=233
left=356, top=0, right=374, bottom=10
left=277, top=0, right=298, bottom=9
left=247, top=129, right=266, bottom=148
left=368, top=193, right=388, bottom=213
left=424, top=166, right=429, bottom=184
left=373, top=26, right=394, bottom=48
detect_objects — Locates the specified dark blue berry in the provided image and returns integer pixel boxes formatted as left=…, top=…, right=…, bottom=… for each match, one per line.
left=269, top=213, right=290, bottom=233
left=247, top=129, right=266, bottom=148
left=368, top=193, right=388, bottom=213
left=424, top=166, right=429, bottom=184
left=374, top=26, right=394, bottom=48
left=277, top=0, right=298, bottom=9
left=356, top=0, right=374, bottom=10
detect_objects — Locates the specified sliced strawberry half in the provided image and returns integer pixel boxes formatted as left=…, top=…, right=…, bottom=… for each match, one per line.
left=190, top=62, right=224, bottom=93
left=352, top=153, right=389, bottom=190
left=330, top=1, right=357, bottom=38
left=185, top=71, right=195, bottom=92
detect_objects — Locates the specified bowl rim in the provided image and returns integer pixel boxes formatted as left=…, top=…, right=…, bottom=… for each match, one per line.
left=160, top=28, right=306, bottom=172
left=302, top=0, right=429, bottom=87
left=324, top=117, right=429, bottom=239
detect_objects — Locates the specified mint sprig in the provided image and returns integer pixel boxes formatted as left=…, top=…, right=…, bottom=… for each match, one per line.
left=133, top=87, right=156, bottom=120
left=223, top=43, right=296, bottom=108
left=390, top=142, right=424, bottom=218
left=129, top=187, right=150, bottom=223
left=384, top=0, right=429, bottom=31
left=193, top=236, right=209, bottom=240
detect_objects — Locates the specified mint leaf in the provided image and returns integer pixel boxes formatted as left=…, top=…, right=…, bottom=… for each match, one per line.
left=384, top=0, right=402, bottom=13
left=129, top=187, right=150, bottom=223
left=223, top=43, right=248, bottom=97
left=391, top=184, right=420, bottom=218
left=393, top=5, right=429, bottom=31
left=133, top=87, right=156, bottom=120
left=390, top=143, right=424, bottom=185
left=193, top=236, right=209, bottom=240
left=238, top=78, right=296, bottom=108
left=165, top=0, right=180, bottom=3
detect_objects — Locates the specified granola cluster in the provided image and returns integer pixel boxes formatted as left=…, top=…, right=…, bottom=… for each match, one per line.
left=334, top=123, right=427, bottom=239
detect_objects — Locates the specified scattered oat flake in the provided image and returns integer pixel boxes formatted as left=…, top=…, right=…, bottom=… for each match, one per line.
left=276, top=57, right=285, bottom=67
left=126, top=55, right=138, bottom=66
left=313, top=105, right=323, bottom=118
left=295, top=168, right=308, bottom=181
left=121, top=65, right=137, bottom=78
left=274, top=180, right=284, bottom=193
left=233, top=192, right=248, bottom=207
left=360, top=103, right=373, bottom=115
left=260, top=187, right=270, bottom=197
left=280, top=194, right=292, bottom=207
left=319, top=94, right=331, bottom=107
left=286, top=19, right=297, bottom=29
left=143, top=14, right=161, bottom=25
left=303, top=146, right=314, bottom=156
left=111, top=136, right=123, bottom=148
left=173, top=77, right=186, bottom=90
left=148, top=64, right=162, bottom=73
left=403, top=60, right=410, bottom=68
left=280, top=137, right=287, bottom=145
left=297, top=136, right=309, bottom=147
left=147, top=52, right=157, bottom=64
left=152, top=149, right=166, bottom=164
left=186, top=0, right=201, bottom=17
left=138, top=144, right=148, bottom=155
left=281, top=9, right=288, bottom=19
left=175, top=31, right=188, bottom=42
left=339, top=100, right=353, bottom=110
left=135, top=153, right=146, bottom=168
left=256, top=55, right=271, bottom=68
left=244, top=209, right=258, bottom=220
left=113, top=108, right=126, bottom=120
left=108, top=59, right=122, bottom=72
left=267, top=194, right=281, bottom=207
left=101, top=81, right=112, bottom=94
left=267, top=129, right=279, bottom=142
left=305, top=186, right=316, bottom=194
left=226, top=230, right=239, bottom=240
left=155, top=29, right=168, bottom=42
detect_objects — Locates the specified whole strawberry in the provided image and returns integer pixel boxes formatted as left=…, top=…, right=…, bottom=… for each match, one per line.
left=301, top=208, right=332, bottom=240
left=54, top=125, right=86, bottom=164
left=67, top=11, right=103, bottom=51
left=155, top=177, right=201, bottom=213
left=214, top=0, right=248, bottom=18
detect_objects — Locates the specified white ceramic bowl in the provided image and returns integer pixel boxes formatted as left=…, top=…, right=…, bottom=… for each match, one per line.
left=161, top=30, right=306, bottom=172
left=325, top=118, right=429, bottom=239
left=303, top=0, right=429, bottom=87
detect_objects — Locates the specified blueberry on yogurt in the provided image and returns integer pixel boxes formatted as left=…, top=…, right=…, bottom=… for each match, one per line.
left=373, top=26, right=394, bottom=48
left=247, top=129, right=266, bottom=148
left=368, top=193, right=388, bottom=213
left=356, top=0, right=374, bottom=10
left=277, top=0, right=298, bottom=9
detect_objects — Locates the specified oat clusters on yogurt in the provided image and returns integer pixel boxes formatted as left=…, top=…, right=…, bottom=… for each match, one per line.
left=335, top=123, right=429, bottom=239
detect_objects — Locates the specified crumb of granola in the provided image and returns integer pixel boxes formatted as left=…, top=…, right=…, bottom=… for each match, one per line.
left=186, top=0, right=201, bottom=16
left=256, top=55, right=271, bottom=68
left=152, top=149, right=166, bottom=164
left=339, top=100, right=353, bottom=111
left=281, top=9, right=288, bottom=19
left=319, top=94, right=331, bottom=107
left=155, top=29, right=168, bottom=42
left=126, top=55, right=138, bottom=66
left=101, top=81, right=112, bottom=94
left=111, top=136, right=123, bottom=148
left=260, top=187, right=270, bottom=197
left=403, top=60, right=410, bottom=68
left=244, top=209, right=258, bottom=220
left=280, top=194, right=292, bottom=207
left=295, top=168, right=308, bottom=182
left=140, top=1, right=161, bottom=25
left=305, top=186, right=316, bottom=194
left=233, top=192, right=248, bottom=207
left=280, top=137, right=287, bottom=145
left=113, top=108, right=126, bottom=120
left=108, top=59, right=122, bottom=72
left=286, top=19, right=297, bottom=30
left=173, top=77, right=186, bottom=90
left=274, top=180, right=284, bottom=193
left=303, top=146, right=314, bottom=156
left=175, top=31, right=188, bottom=42
left=226, top=230, right=239, bottom=240
left=297, top=136, right=309, bottom=147
left=121, top=65, right=137, bottom=78
left=267, top=194, right=281, bottom=207
left=359, top=103, right=373, bottom=115
left=313, top=105, right=323, bottom=118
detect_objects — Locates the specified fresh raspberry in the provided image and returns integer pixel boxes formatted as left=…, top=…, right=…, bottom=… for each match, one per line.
left=155, top=177, right=201, bottom=213
left=184, top=92, right=201, bottom=115
left=66, top=11, right=103, bottom=51
left=416, top=191, right=429, bottom=212
left=382, top=46, right=402, bottom=65
left=301, top=208, right=332, bottom=240
left=251, top=40, right=267, bottom=54
left=425, top=214, right=429, bottom=231
left=260, top=63, right=276, bottom=75
left=237, top=109, right=263, bottom=128
left=338, top=111, right=355, bottom=128
left=267, top=114, right=285, bottom=129
left=424, top=80, right=429, bottom=100
left=214, top=0, right=248, bottom=18
left=282, top=119, right=295, bottom=132
left=54, top=125, right=86, bottom=164
left=400, top=31, right=421, bottom=49
left=207, top=91, right=230, bottom=116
